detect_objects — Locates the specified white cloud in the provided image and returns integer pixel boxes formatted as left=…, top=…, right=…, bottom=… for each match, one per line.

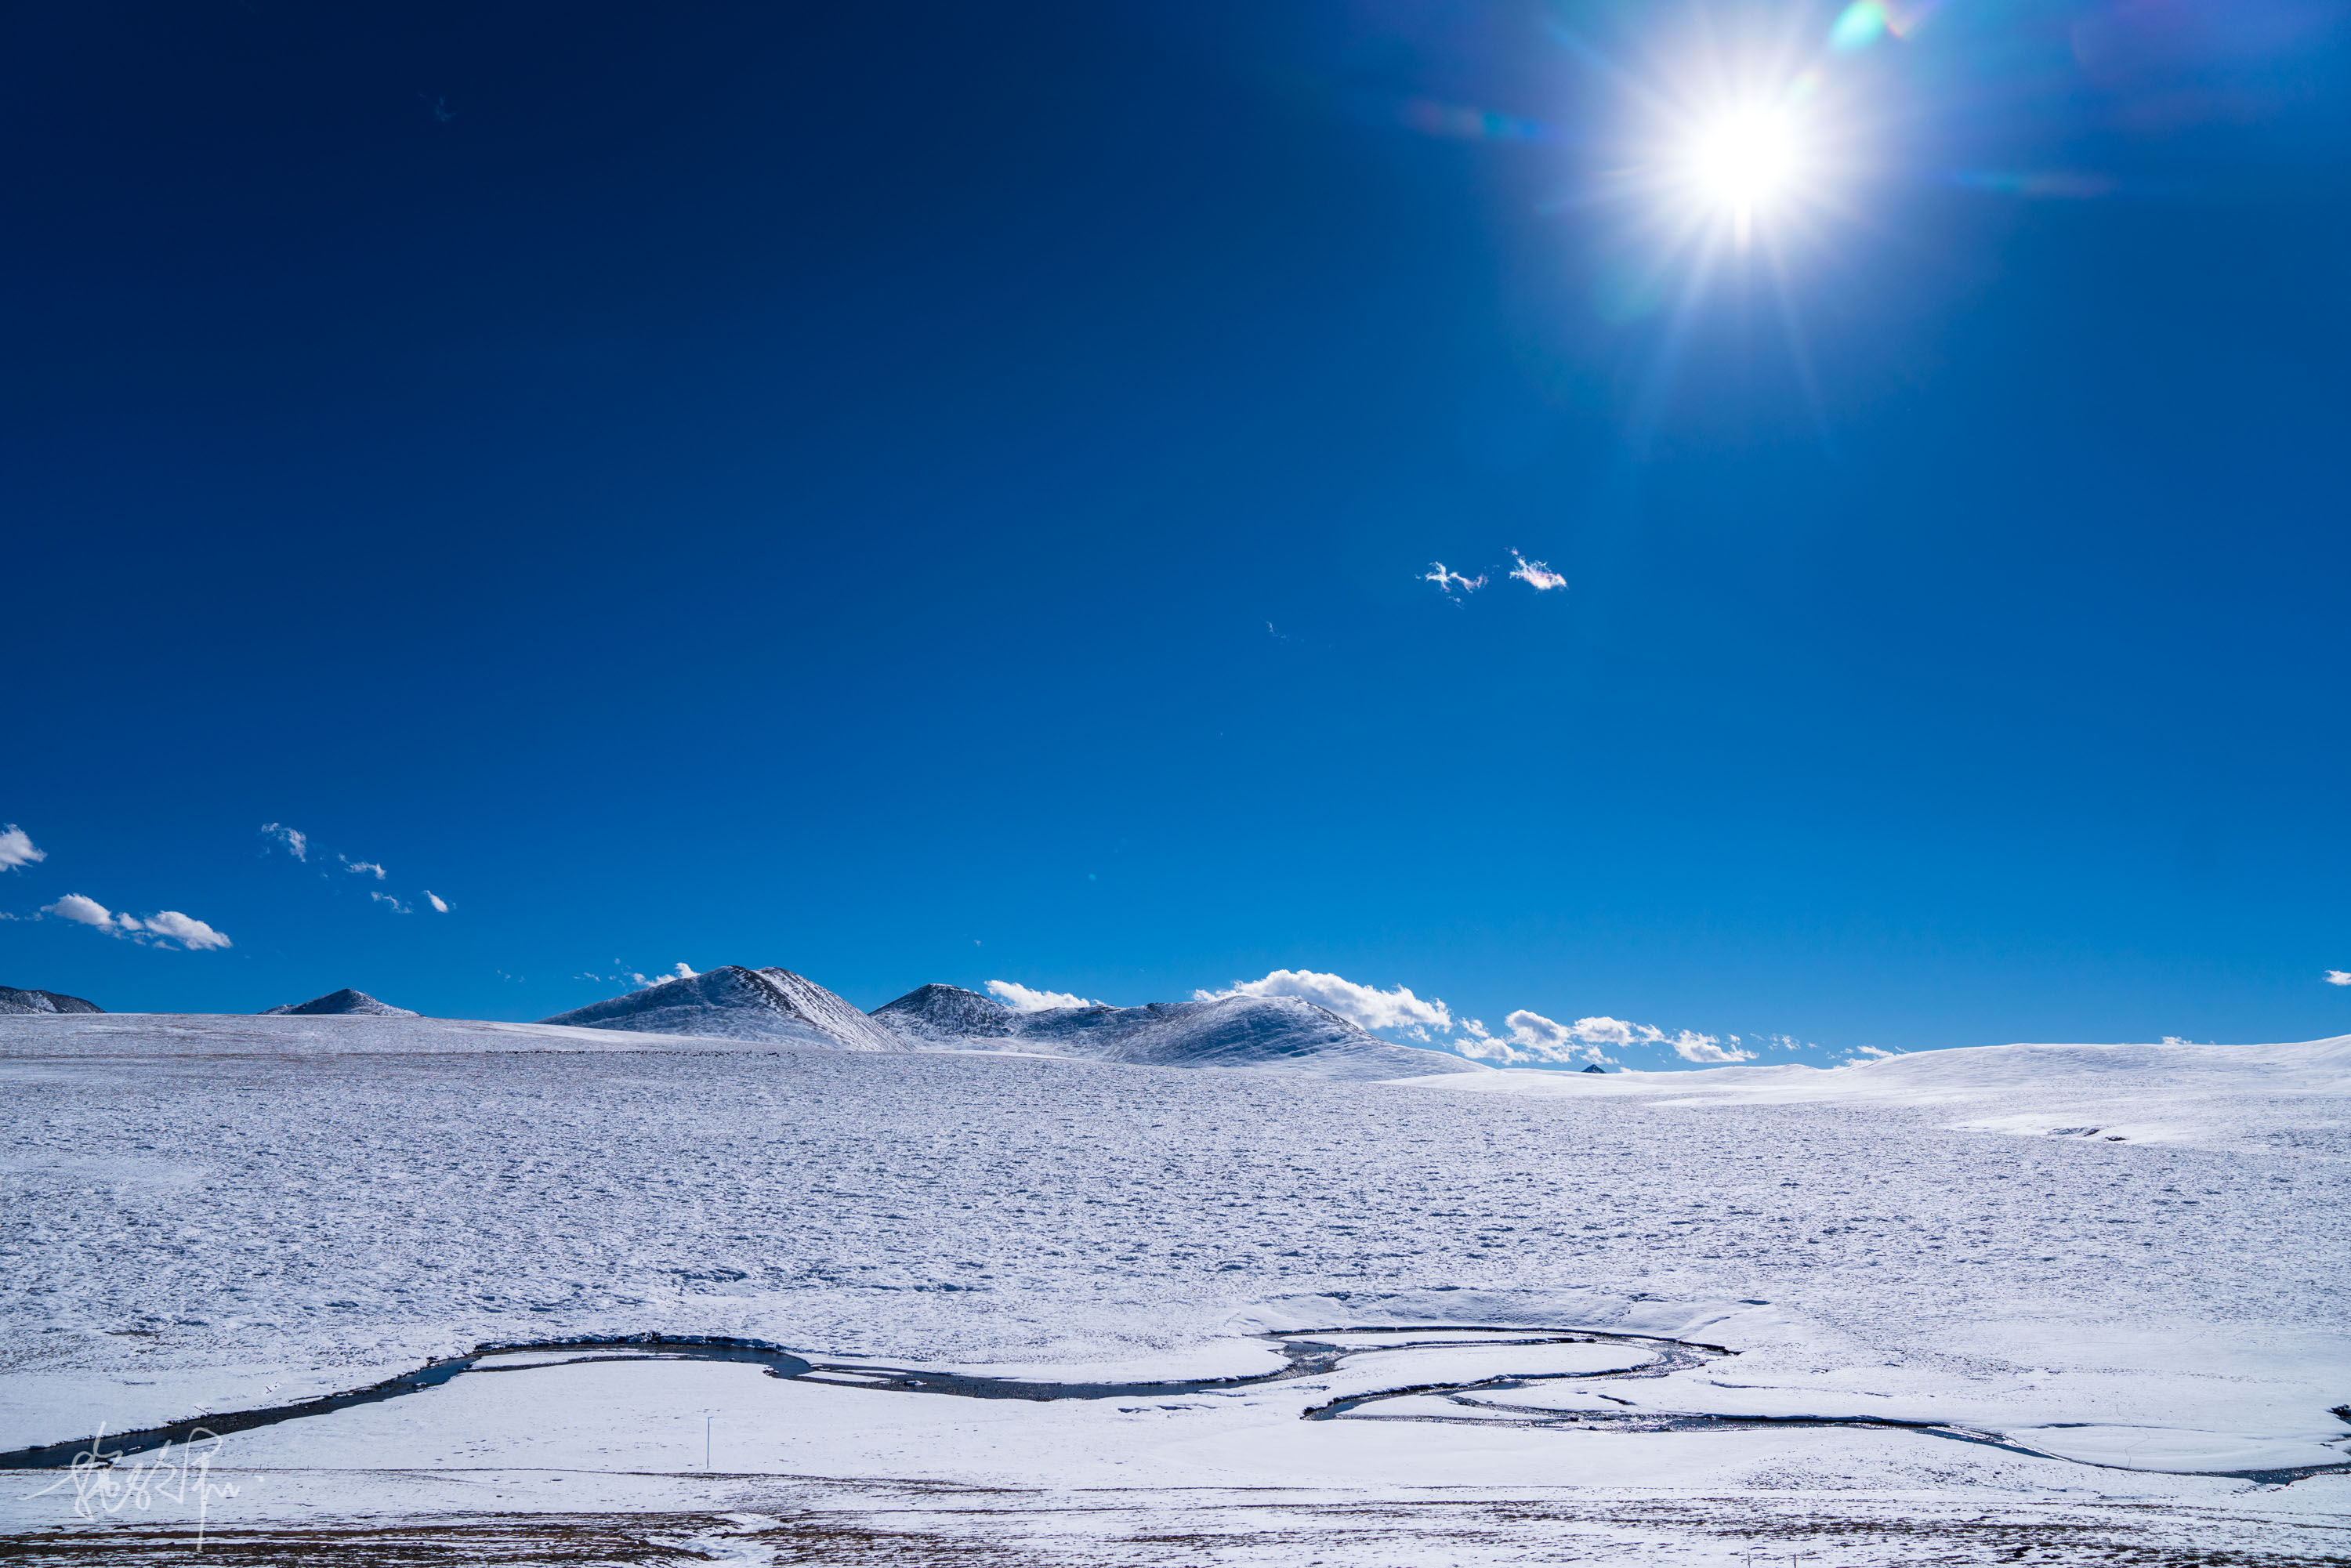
left=260, top=823, right=307, bottom=861
left=1454, top=1010, right=1621, bottom=1066
left=425, top=891, right=449, bottom=913
left=141, top=911, right=233, bottom=951
left=0, top=824, right=45, bottom=872
left=1668, top=1030, right=1752, bottom=1063
left=1846, top=1045, right=1903, bottom=1061
left=1508, top=550, right=1567, bottom=590
left=370, top=891, right=411, bottom=914
left=1196, top=967, right=1778, bottom=1070
left=43, top=895, right=230, bottom=951
left=43, top=893, right=119, bottom=929
left=2327, top=970, right=2351, bottom=987
left=1451, top=1008, right=1753, bottom=1066
left=1423, top=563, right=1487, bottom=596
left=1502, top=1010, right=1575, bottom=1053
left=1194, top=969, right=1454, bottom=1037
left=342, top=856, right=386, bottom=879
left=988, top=980, right=1103, bottom=1012
left=625, top=962, right=697, bottom=990
left=1448, top=1006, right=1617, bottom=1067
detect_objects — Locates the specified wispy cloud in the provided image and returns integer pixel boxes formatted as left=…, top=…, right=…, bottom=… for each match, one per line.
left=1195, top=969, right=1454, bottom=1038
left=341, top=856, right=386, bottom=879
left=988, top=980, right=1103, bottom=1012
left=1846, top=1045, right=1904, bottom=1061
left=1423, top=563, right=1487, bottom=597
left=1508, top=550, right=1566, bottom=590
left=577, top=962, right=698, bottom=990
left=426, top=891, right=450, bottom=913
left=40, top=894, right=231, bottom=951
left=259, top=823, right=307, bottom=861
left=0, top=824, right=45, bottom=872
left=370, top=891, right=411, bottom=914
left=2327, top=970, right=2351, bottom=987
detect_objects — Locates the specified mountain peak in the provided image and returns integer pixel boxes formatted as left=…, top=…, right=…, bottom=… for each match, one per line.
left=261, top=988, right=418, bottom=1016
left=540, top=965, right=907, bottom=1051
left=871, top=983, right=1016, bottom=1044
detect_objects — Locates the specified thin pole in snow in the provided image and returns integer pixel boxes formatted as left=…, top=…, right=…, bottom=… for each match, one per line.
left=705, top=1413, right=712, bottom=1471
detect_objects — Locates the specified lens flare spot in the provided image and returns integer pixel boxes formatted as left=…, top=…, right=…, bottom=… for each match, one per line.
left=1829, top=2, right=1889, bottom=53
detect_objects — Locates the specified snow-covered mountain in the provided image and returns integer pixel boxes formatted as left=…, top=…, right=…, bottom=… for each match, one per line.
left=871, top=983, right=1482, bottom=1079
left=261, top=988, right=418, bottom=1017
left=541, top=969, right=1479, bottom=1077
left=0, top=985, right=101, bottom=1015
left=540, top=966, right=907, bottom=1051
left=869, top=983, right=1019, bottom=1045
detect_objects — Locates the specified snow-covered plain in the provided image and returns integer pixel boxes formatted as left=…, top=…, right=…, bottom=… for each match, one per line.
left=2, top=1012, right=2346, bottom=1564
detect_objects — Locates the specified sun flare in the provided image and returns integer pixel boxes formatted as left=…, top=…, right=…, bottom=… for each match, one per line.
left=1681, top=104, right=1806, bottom=235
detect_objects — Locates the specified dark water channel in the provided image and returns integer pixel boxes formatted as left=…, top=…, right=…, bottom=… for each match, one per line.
left=8, top=1326, right=2344, bottom=1486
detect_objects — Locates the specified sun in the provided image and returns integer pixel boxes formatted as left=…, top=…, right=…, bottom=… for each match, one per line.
left=1680, top=103, right=1807, bottom=237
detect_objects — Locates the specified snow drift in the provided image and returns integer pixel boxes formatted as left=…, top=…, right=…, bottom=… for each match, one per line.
left=871, top=982, right=1482, bottom=1079
left=261, top=988, right=418, bottom=1017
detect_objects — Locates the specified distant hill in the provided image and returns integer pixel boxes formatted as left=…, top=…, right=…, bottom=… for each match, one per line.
left=871, top=983, right=1482, bottom=1080
left=0, top=986, right=102, bottom=1015
left=262, top=989, right=418, bottom=1016
left=539, top=966, right=907, bottom=1051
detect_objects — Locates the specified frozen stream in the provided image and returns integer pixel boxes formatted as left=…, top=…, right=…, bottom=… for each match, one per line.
left=15, top=1324, right=2345, bottom=1484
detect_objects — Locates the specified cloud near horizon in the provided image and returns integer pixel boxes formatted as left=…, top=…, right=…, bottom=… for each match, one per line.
left=1195, top=969, right=1454, bottom=1037
left=1452, top=1009, right=1751, bottom=1066
left=0, top=824, right=45, bottom=872
left=1195, top=968, right=1761, bottom=1066
left=1455, top=1010, right=1612, bottom=1066
left=41, top=893, right=231, bottom=951
left=987, top=980, right=1103, bottom=1012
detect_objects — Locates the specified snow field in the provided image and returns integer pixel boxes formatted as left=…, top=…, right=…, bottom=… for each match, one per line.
left=2, top=1014, right=2347, bottom=1562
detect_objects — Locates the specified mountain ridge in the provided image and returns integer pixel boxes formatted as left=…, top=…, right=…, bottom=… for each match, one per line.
left=871, top=982, right=1481, bottom=1079
left=0, top=986, right=103, bottom=1016
left=542, top=969, right=1482, bottom=1077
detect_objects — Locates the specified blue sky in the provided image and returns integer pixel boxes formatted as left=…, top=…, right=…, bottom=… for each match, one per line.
left=5, top=2, right=2349, bottom=1066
